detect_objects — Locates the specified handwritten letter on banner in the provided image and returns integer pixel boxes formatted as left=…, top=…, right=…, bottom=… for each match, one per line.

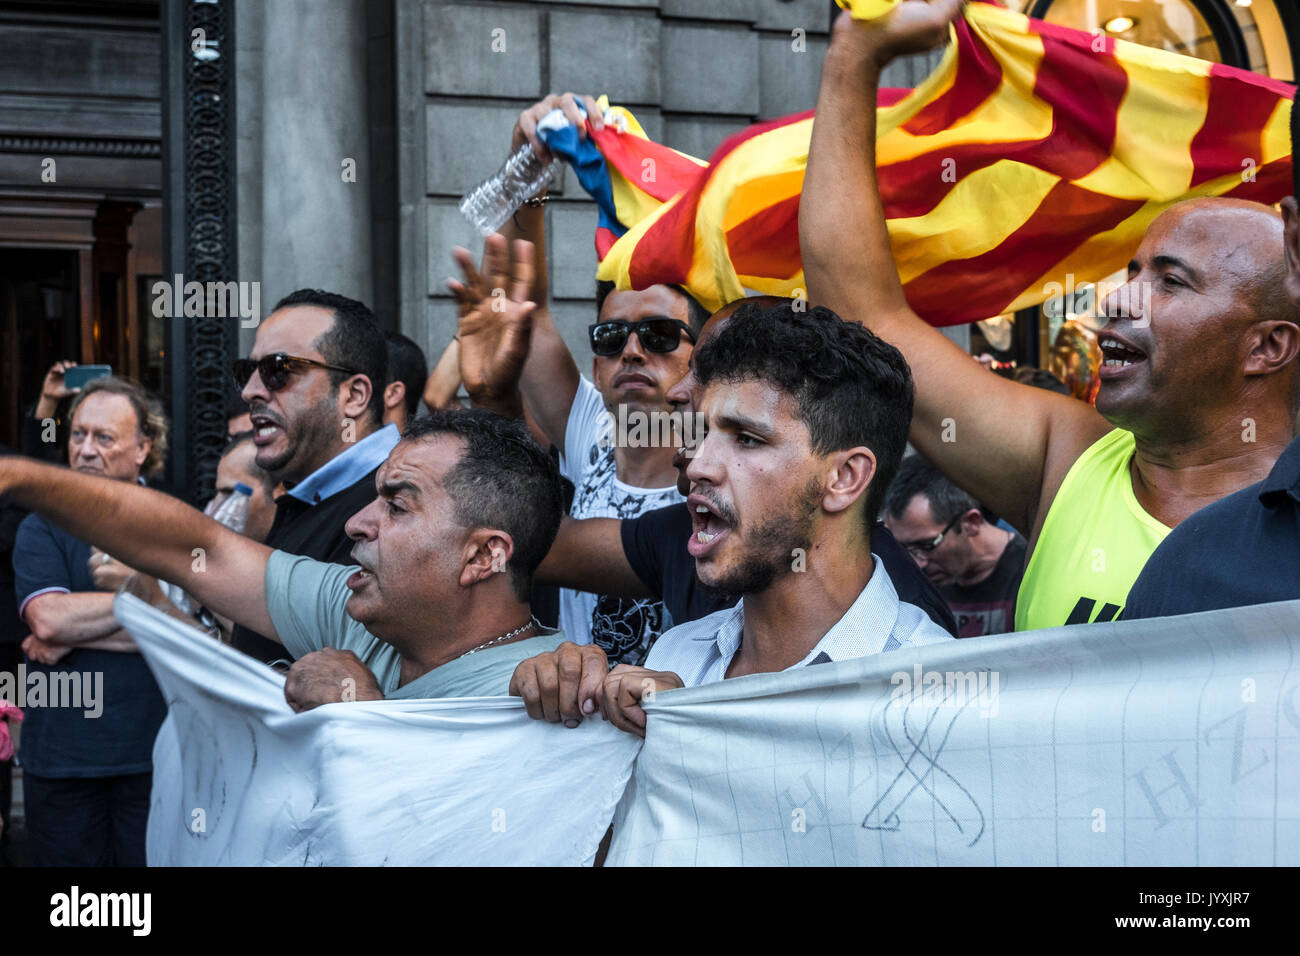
left=119, top=593, right=1299, bottom=866
left=609, top=600, right=1300, bottom=866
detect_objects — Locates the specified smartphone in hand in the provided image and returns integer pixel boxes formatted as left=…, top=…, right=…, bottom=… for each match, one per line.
left=63, top=364, right=112, bottom=390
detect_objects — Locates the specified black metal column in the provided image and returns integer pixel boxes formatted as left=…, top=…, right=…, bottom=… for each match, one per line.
left=161, top=0, right=238, bottom=504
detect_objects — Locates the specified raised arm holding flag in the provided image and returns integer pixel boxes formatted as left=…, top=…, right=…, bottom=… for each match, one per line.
left=801, top=0, right=1300, bottom=630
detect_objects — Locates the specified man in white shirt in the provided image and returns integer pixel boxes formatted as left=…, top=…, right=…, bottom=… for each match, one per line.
left=511, top=299, right=953, bottom=734
left=456, top=92, right=711, bottom=666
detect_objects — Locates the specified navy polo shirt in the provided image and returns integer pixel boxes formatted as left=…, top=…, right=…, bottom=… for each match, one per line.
left=1123, top=436, right=1300, bottom=619
left=12, top=513, right=167, bottom=777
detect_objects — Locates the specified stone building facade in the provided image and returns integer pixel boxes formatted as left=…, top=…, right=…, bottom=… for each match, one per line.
left=232, top=0, right=944, bottom=363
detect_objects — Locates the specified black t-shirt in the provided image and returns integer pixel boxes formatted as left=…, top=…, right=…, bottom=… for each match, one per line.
left=941, top=534, right=1027, bottom=637
left=620, top=503, right=958, bottom=638
left=1124, top=436, right=1300, bottom=619
left=229, top=469, right=380, bottom=663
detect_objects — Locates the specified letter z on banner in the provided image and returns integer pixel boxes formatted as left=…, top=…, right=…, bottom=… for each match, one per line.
left=609, top=600, right=1300, bottom=866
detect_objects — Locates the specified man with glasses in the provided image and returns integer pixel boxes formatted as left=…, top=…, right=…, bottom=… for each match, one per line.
left=229, top=289, right=398, bottom=663
left=453, top=93, right=710, bottom=666
left=883, top=455, right=1025, bottom=638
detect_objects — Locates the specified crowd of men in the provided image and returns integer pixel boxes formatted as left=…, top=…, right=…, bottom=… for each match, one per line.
left=2, top=0, right=1300, bottom=865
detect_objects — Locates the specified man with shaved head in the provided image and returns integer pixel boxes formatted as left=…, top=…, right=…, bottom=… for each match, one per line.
left=800, top=0, right=1300, bottom=629
left=1122, top=97, right=1300, bottom=618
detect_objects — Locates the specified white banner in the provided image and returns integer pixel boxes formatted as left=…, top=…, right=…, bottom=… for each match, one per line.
left=117, top=594, right=641, bottom=866
left=608, top=600, right=1300, bottom=866
left=120, top=593, right=1300, bottom=866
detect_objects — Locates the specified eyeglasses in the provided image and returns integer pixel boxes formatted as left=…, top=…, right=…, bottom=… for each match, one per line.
left=232, top=353, right=357, bottom=392
left=902, top=514, right=962, bottom=557
left=588, top=318, right=696, bottom=357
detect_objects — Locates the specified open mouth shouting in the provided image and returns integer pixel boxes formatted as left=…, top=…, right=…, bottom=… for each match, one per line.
left=688, top=492, right=734, bottom=558
left=347, top=550, right=377, bottom=590
left=249, top=409, right=286, bottom=447
left=1098, top=334, right=1148, bottom=378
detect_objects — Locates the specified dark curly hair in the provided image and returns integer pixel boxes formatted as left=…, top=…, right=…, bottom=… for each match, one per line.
left=273, top=289, right=387, bottom=427
left=693, top=301, right=914, bottom=526
left=401, top=408, right=563, bottom=601
left=885, top=453, right=991, bottom=527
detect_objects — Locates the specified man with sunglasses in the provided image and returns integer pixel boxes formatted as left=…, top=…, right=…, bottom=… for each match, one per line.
left=454, top=93, right=711, bottom=667
left=230, top=289, right=398, bottom=663
left=883, top=455, right=1025, bottom=638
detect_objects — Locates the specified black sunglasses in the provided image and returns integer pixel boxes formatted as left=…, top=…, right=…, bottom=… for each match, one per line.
left=232, top=353, right=357, bottom=392
left=588, top=318, right=696, bottom=357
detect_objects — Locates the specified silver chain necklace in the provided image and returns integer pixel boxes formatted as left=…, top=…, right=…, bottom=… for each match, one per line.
left=459, top=616, right=540, bottom=658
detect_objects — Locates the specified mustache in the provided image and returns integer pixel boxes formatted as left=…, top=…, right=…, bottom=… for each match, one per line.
left=248, top=404, right=286, bottom=427
left=691, top=487, right=740, bottom=527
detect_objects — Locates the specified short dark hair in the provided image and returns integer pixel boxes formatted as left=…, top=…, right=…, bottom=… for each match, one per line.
left=884, top=454, right=981, bottom=527
left=693, top=301, right=914, bottom=526
left=385, top=331, right=428, bottom=418
left=273, top=289, right=387, bottom=427
left=595, top=279, right=710, bottom=335
left=401, top=408, right=563, bottom=601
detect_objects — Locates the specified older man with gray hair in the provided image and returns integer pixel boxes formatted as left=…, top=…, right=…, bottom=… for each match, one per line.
left=12, top=375, right=170, bottom=866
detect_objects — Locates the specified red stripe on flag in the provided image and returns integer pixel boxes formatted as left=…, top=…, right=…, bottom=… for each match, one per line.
left=901, top=181, right=1144, bottom=326
left=1028, top=16, right=1113, bottom=55
left=588, top=124, right=703, bottom=203
left=1188, top=68, right=1286, bottom=188
left=902, top=15, right=1002, bottom=136
left=595, top=227, right=620, bottom=260
left=625, top=112, right=815, bottom=290
left=725, top=194, right=802, bottom=281
left=1223, top=155, right=1294, bottom=202
left=1027, top=29, right=1127, bottom=179
left=879, top=28, right=1127, bottom=219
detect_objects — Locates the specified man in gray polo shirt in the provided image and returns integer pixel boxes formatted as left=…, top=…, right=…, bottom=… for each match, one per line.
left=0, top=409, right=566, bottom=709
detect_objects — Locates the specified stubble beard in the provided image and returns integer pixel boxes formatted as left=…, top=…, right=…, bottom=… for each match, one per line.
left=704, top=476, right=821, bottom=597
left=259, top=394, right=339, bottom=481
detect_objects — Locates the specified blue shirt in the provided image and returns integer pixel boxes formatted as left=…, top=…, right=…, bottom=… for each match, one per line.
left=284, top=424, right=400, bottom=505
left=12, top=514, right=167, bottom=777
left=643, top=555, right=953, bottom=687
left=1123, top=435, right=1300, bottom=619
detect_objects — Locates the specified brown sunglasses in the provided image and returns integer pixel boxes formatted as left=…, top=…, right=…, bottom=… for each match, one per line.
left=232, top=353, right=357, bottom=392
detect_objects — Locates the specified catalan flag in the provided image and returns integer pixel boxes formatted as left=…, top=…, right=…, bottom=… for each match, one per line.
left=561, top=0, right=1295, bottom=326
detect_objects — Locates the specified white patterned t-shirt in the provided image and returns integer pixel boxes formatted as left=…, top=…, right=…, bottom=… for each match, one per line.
left=558, top=377, right=684, bottom=665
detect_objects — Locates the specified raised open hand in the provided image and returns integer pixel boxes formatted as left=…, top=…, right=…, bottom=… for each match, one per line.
left=449, top=233, right=538, bottom=415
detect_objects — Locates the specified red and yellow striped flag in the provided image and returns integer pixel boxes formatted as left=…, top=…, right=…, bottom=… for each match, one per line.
left=586, top=0, right=1294, bottom=326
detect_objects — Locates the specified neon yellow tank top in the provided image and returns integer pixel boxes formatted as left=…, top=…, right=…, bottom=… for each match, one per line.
left=1015, top=428, right=1171, bottom=631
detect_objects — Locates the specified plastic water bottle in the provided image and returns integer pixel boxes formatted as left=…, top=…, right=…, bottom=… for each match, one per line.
left=170, top=483, right=254, bottom=616
left=211, top=482, right=253, bottom=536
left=459, top=141, right=557, bottom=236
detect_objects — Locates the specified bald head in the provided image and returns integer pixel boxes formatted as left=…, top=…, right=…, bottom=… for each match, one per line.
left=1151, top=198, right=1287, bottom=318
left=1096, top=196, right=1300, bottom=440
